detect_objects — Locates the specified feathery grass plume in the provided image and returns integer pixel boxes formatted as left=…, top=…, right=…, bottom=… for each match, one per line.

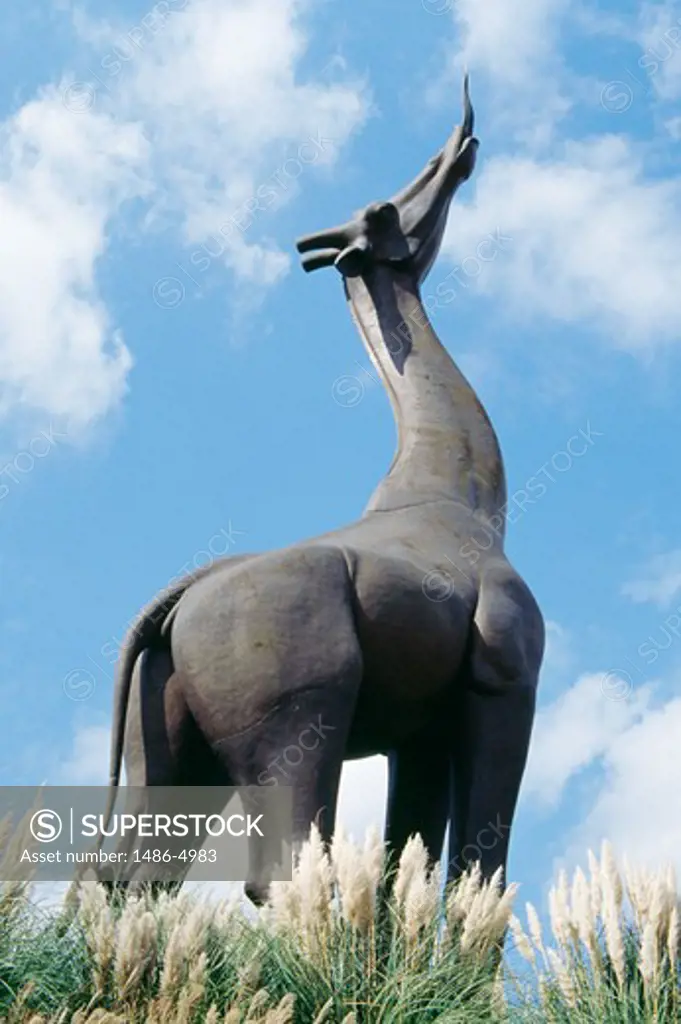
left=113, top=898, right=157, bottom=1004
left=509, top=914, right=535, bottom=965
left=75, top=1013, right=126, bottom=1023
left=646, top=867, right=668, bottom=942
left=458, top=880, right=495, bottom=955
left=546, top=948, right=578, bottom=1008
left=267, top=825, right=334, bottom=960
left=235, top=956, right=262, bottom=1002
left=548, top=869, right=572, bottom=955
left=488, top=880, right=519, bottom=947
left=586, top=848, right=602, bottom=924
left=155, top=888, right=192, bottom=934
left=458, top=868, right=512, bottom=957
left=77, top=883, right=116, bottom=995
left=561, top=871, right=582, bottom=954
left=171, top=951, right=207, bottom=1024
left=491, top=961, right=506, bottom=1016
left=0, top=808, right=35, bottom=886
left=593, top=843, right=628, bottom=990
left=392, top=836, right=441, bottom=952
left=330, top=827, right=376, bottom=935
left=361, top=825, right=385, bottom=892
left=213, top=894, right=243, bottom=937
left=667, top=903, right=679, bottom=973
left=600, top=840, right=623, bottom=910
left=332, top=824, right=385, bottom=939
left=264, top=993, right=295, bottom=1024
left=654, top=865, right=677, bottom=948
left=245, top=987, right=272, bottom=1019
left=69, top=1013, right=121, bottom=1023
left=158, top=918, right=189, bottom=1000
left=393, top=834, right=429, bottom=912
left=525, top=900, right=543, bottom=950
left=391, top=833, right=443, bottom=982
left=536, top=974, right=556, bottom=1021
left=445, top=861, right=482, bottom=930
left=523, top=900, right=551, bottom=974
left=201, top=948, right=262, bottom=1024
left=0, top=798, right=52, bottom=921
left=0, top=876, right=29, bottom=925
left=405, top=860, right=442, bottom=949
left=570, top=864, right=598, bottom=960
left=601, top=874, right=626, bottom=991
left=0, top=812, right=30, bottom=922
left=297, top=825, right=334, bottom=939
left=340, top=1015, right=356, bottom=1024
left=664, top=862, right=677, bottom=899
left=639, top=916, right=659, bottom=995
left=624, top=857, right=652, bottom=934
left=181, top=896, right=216, bottom=949
left=311, top=997, right=334, bottom=1024
left=159, top=898, right=212, bottom=1001
left=4, top=982, right=36, bottom=1023
left=265, top=875, right=302, bottom=935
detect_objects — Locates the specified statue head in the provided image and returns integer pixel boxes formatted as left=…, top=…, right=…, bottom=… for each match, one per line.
left=295, top=77, right=478, bottom=288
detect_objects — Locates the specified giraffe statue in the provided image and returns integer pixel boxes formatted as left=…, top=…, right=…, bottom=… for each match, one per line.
left=100, top=79, right=544, bottom=903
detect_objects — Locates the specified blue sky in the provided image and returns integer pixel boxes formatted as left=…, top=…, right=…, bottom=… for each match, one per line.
left=2, top=0, right=681, bottom=912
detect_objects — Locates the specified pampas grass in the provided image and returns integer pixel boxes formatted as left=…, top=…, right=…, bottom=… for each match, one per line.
left=509, top=841, right=681, bottom=1021
left=0, top=821, right=679, bottom=1022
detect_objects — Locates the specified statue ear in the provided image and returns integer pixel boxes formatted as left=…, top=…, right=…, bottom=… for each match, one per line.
left=450, top=135, right=479, bottom=183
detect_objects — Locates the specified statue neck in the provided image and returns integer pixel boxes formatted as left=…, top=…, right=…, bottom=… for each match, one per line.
left=344, top=265, right=506, bottom=522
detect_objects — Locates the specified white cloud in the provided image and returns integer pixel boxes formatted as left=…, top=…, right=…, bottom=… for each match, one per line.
left=451, top=0, right=567, bottom=90
left=542, top=620, right=575, bottom=680
left=0, top=0, right=368, bottom=430
left=0, top=88, right=148, bottom=430
left=83, top=0, right=369, bottom=285
left=428, top=0, right=681, bottom=352
left=566, top=693, right=681, bottom=875
left=433, top=0, right=571, bottom=146
left=637, top=2, right=681, bottom=100
left=55, top=723, right=111, bottom=784
left=622, top=549, right=681, bottom=607
left=523, top=671, right=652, bottom=808
left=664, top=113, right=681, bottom=137
left=443, top=135, right=681, bottom=349
left=524, top=657, right=681, bottom=879
left=336, top=756, right=387, bottom=840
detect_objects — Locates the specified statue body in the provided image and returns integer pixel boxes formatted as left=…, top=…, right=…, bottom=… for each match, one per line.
left=104, top=82, right=544, bottom=902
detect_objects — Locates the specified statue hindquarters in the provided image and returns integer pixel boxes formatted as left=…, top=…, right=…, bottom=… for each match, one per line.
left=169, top=545, right=364, bottom=855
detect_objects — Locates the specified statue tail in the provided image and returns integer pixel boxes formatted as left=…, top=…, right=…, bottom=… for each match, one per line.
left=97, top=569, right=211, bottom=847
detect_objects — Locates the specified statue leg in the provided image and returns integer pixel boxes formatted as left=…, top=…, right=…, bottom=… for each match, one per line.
left=446, top=564, right=543, bottom=888
left=107, top=648, right=228, bottom=894
left=218, top=677, right=361, bottom=905
left=384, top=726, right=450, bottom=875
left=447, top=684, right=535, bottom=887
